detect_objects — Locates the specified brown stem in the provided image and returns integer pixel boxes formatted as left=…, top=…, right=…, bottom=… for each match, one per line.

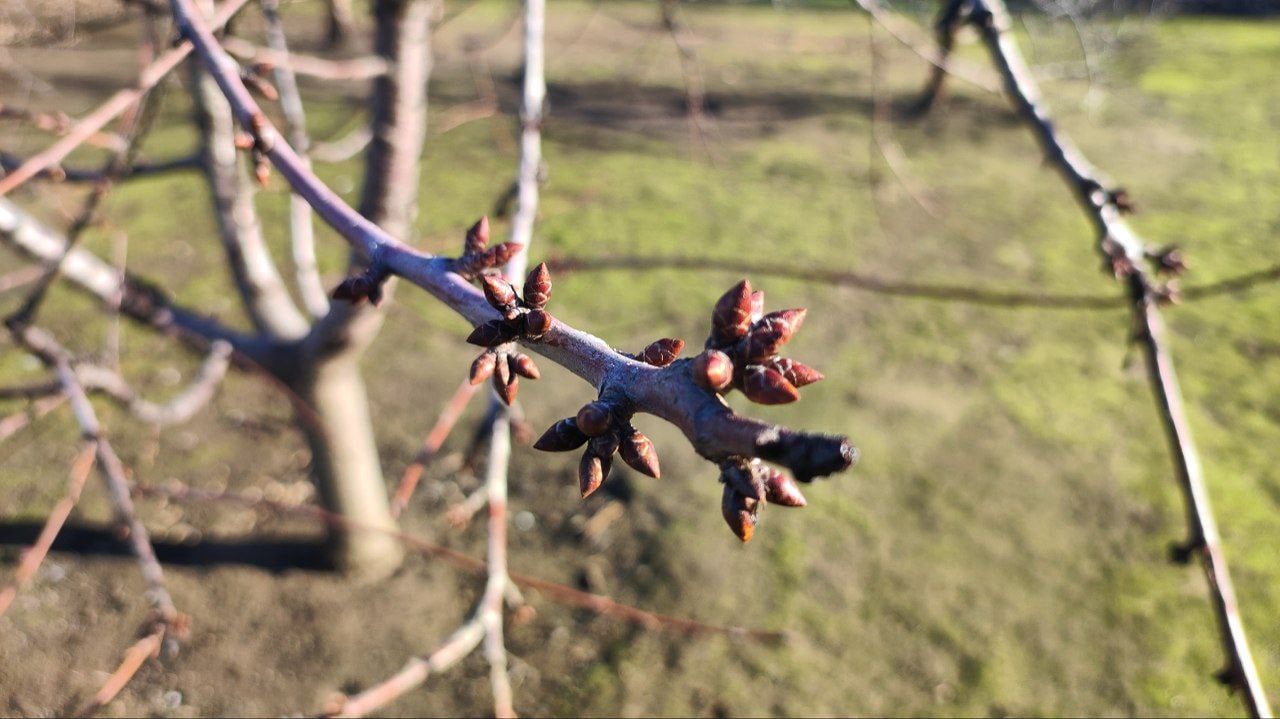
left=391, top=378, right=480, bottom=518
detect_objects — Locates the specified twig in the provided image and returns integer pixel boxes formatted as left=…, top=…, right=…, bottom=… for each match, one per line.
left=309, top=125, right=372, bottom=163
left=0, top=442, right=96, bottom=618
left=259, top=0, right=329, bottom=318
left=171, top=0, right=856, bottom=496
left=221, top=36, right=388, bottom=81
left=390, top=378, right=481, bottom=518
left=0, top=104, right=126, bottom=152
left=659, top=0, right=715, bottom=160
left=73, top=341, right=233, bottom=426
left=74, top=630, right=164, bottom=717
left=0, top=152, right=201, bottom=184
left=952, top=0, right=1272, bottom=714
left=867, top=19, right=940, bottom=218
left=0, top=394, right=67, bottom=444
left=0, top=0, right=253, bottom=197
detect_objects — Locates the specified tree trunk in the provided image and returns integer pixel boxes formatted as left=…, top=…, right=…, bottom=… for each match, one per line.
left=296, top=354, right=404, bottom=579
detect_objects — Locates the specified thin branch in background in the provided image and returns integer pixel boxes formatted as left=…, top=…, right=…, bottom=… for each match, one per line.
left=74, top=341, right=233, bottom=426
left=866, top=19, right=940, bottom=218
left=0, top=0, right=253, bottom=197
left=259, top=0, right=329, bottom=318
left=0, top=265, right=44, bottom=294
left=221, top=36, right=388, bottom=81
left=921, top=1, right=1272, bottom=714
left=0, top=442, right=96, bottom=618
left=0, top=151, right=201, bottom=184
left=909, top=0, right=970, bottom=114
left=74, top=630, right=165, bottom=717
left=390, top=378, right=481, bottom=518
left=659, top=0, right=715, bottom=161
left=309, top=125, right=372, bottom=163
left=0, top=103, right=127, bottom=153
left=851, top=0, right=1000, bottom=96
left=0, top=394, right=66, bottom=444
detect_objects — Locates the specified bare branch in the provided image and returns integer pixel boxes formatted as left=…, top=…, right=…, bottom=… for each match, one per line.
left=390, top=378, right=480, bottom=518
left=170, top=0, right=857, bottom=490
left=0, top=152, right=201, bottom=184
left=74, top=341, right=232, bottom=426
left=258, top=0, right=329, bottom=318
left=953, top=0, right=1272, bottom=714
left=0, top=0, right=253, bottom=197
left=0, top=443, right=95, bottom=618
left=74, top=630, right=164, bottom=717
left=222, top=36, right=388, bottom=81
left=309, top=125, right=372, bottom=163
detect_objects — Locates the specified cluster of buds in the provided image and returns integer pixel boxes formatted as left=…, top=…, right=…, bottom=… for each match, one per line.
left=460, top=219, right=555, bottom=405
left=719, top=458, right=808, bottom=542
left=690, top=279, right=822, bottom=405
left=452, top=216, right=524, bottom=279
left=533, top=338, right=683, bottom=497
left=233, top=112, right=275, bottom=187
left=1147, top=244, right=1187, bottom=277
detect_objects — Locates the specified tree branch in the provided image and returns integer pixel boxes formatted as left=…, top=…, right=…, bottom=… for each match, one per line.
left=955, top=0, right=1272, bottom=714
left=0, top=151, right=201, bottom=184
left=221, top=36, right=388, bottom=81
left=0, top=0, right=253, bottom=197
left=170, top=0, right=857, bottom=487
left=74, top=341, right=232, bottom=426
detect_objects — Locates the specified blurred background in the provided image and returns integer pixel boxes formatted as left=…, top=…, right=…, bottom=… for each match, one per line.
left=1, top=0, right=1278, bottom=715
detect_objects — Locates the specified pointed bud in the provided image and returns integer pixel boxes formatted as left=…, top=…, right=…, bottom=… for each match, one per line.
left=533, top=418, right=589, bottom=452
left=575, top=402, right=613, bottom=437
left=767, top=357, right=824, bottom=388
left=750, top=290, right=765, bottom=322
left=524, top=308, right=552, bottom=338
left=692, top=349, right=734, bottom=392
left=466, top=320, right=517, bottom=347
left=465, top=216, right=490, bottom=255
left=742, top=365, right=800, bottom=405
left=763, top=467, right=806, bottom=507
left=511, top=353, right=540, bottom=379
left=524, top=263, right=552, bottom=308
left=721, top=485, right=758, bottom=543
left=617, top=430, right=660, bottom=478
left=469, top=352, right=497, bottom=385
left=744, top=308, right=806, bottom=362
left=478, top=242, right=523, bottom=270
left=481, top=274, right=519, bottom=317
left=233, top=132, right=255, bottom=150
left=253, top=154, right=271, bottom=187
left=637, top=338, right=685, bottom=367
left=496, top=374, right=518, bottom=405
left=722, top=462, right=765, bottom=501
left=711, top=280, right=753, bottom=345
left=579, top=450, right=611, bottom=498
left=330, top=276, right=369, bottom=304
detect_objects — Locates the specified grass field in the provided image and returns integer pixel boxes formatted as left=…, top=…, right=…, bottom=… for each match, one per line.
left=1, top=2, right=1278, bottom=716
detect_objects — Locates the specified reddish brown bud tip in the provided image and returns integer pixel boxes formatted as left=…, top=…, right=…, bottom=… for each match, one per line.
left=233, top=132, right=255, bottom=150
left=744, top=308, right=806, bottom=362
left=579, top=450, right=610, bottom=498
left=496, top=374, right=518, bottom=405
left=469, top=352, right=497, bottom=385
left=692, top=349, right=734, bottom=392
left=524, top=308, right=553, bottom=338
left=511, top=353, right=540, bottom=380
left=465, top=216, right=490, bottom=254
left=721, top=485, right=758, bottom=543
left=618, top=430, right=661, bottom=478
left=769, top=357, right=824, bottom=388
left=533, top=418, right=589, bottom=452
left=742, top=365, right=800, bottom=405
left=637, top=338, right=685, bottom=367
left=479, top=242, right=523, bottom=270
left=480, top=274, right=519, bottom=316
left=253, top=157, right=271, bottom=187
left=750, top=290, right=765, bottom=322
left=575, top=402, right=613, bottom=437
left=711, top=280, right=753, bottom=345
left=466, top=320, right=517, bottom=347
left=331, top=275, right=382, bottom=305
left=524, top=262, right=552, bottom=309
left=763, top=468, right=807, bottom=507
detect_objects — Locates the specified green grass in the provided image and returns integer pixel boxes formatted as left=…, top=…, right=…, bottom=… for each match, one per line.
left=1, top=3, right=1278, bottom=716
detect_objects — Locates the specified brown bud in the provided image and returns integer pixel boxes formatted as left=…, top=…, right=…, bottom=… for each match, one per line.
left=330, top=276, right=368, bottom=304
left=692, top=349, right=734, bottom=392
left=466, top=320, right=517, bottom=347
left=1149, top=245, right=1187, bottom=276
left=465, top=216, right=490, bottom=254
left=744, top=308, right=806, bottom=362
left=524, top=262, right=552, bottom=309
left=618, top=430, right=660, bottom=478
left=242, top=72, right=279, bottom=101
left=496, top=373, right=518, bottom=405
left=534, top=418, right=589, bottom=452
left=711, top=280, right=753, bottom=345
left=637, top=338, right=685, bottom=367
left=767, top=357, right=824, bottom=388
left=749, top=290, right=765, bottom=322
left=578, top=450, right=611, bottom=498
left=481, top=274, right=519, bottom=317
left=763, top=467, right=807, bottom=507
left=469, top=352, right=497, bottom=385
left=722, top=462, right=764, bottom=502
left=233, top=132, right=255, bottom=150
left=524, top=309, right=553, bottom=338
left=575, top=402, right=613, bottom=437
left=511, top=353, right=540, bottom=379
left=721, top=485, right=758, bottom=543
left=478, top=242, right=523, bottom=270
left=742, top=365, right=800, bottom=405
left=253, top=154, right=271, bottom=187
